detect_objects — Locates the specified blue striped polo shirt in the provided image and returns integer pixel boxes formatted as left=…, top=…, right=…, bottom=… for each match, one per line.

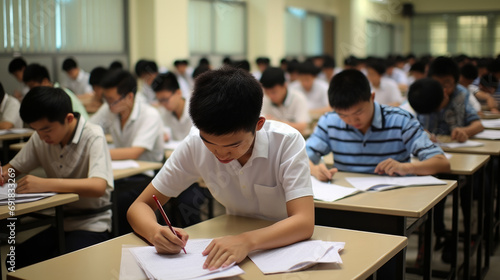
left=306, top=102, right=444, bottom=173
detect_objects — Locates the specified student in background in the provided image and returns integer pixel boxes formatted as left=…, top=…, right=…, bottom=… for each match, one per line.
left=192, top=65, right=212, bottom=78
left=475, top=74, right=500, bottom=114
left=280, top=58, right=288, bottom=72
left=307, top=70, right=449, bottom=182
left=127, top=67, right=314, bottom=270
left=252, top=57, right=270, bottom=81
left=407, top=61, right=427, bottom=85
left=366, top=61, right=403, bottom=107
left=0, top=82, right=23, bottom=129
left=198, top=57, right=211, bottom=69
left=7, top=57, right=29, bottom=101
left=173, top=59, right=194, bottom=90
left=232, top=60, right=251, bottom=72
left=1, top=87, right=113, bottom=268
left=459, top=63, right=482, bottom=113
left=385, top=58, right=409, bottom=92
left=286, top=60, right=300, bottom=83
left=134, top=59, right=159, bottom=104
left=22, top=63, right=89, bottom=120
left=260, top=67, right=311, bottom=135
left=152, top=72, right=207, bottom=227
left=222, top=56, right=233, bottom=66
left=61, top=57, right=93, bottom=95
left=109, top=60, right=124, bottom=71
left=320, top=55, right=337, bottom=83
left=90, top=70, right=164, bottom=235
left=412, top=57, right=484, bottom=143
left=289, top=62, right=331, bottom=115
left=84, top=67, right=108, bottom=114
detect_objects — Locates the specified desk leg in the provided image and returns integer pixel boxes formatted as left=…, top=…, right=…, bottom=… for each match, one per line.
left=493, top=156, right=500, bottom=254
left=55, top=205, right=66, bottom=255
left=451, top=185, right=459, bottom=279
left=423, top=209, right=433, bottom=280
left=463, top=173, right=473, bottom=280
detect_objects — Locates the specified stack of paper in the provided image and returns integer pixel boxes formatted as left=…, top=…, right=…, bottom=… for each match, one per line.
left=0, top=128, right=33, bottom=136
left=481, top=119, right=500, bottom=128
left=111, top=160, right=140, bottom=170
left=125, top=239, right=244, bottom=280
left=0, top=184, right=56, bottom=205
left=248, top=240, right=345, bottom=274
left=437, top=140, right=483, bottom=149
left=345, top=175, right=446, bottom=191
left=473, top=130, right=500, bottom=140
left=311, top=176, right=359, bottom=202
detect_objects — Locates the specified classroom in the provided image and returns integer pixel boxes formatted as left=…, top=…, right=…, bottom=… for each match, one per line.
left=1, top=0, right=500, bottom=279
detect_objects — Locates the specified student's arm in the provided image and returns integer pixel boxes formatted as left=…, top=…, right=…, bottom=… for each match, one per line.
left=475, top=91, right=499, bottom=112
left=15, top=176, right=107, bottom=197
left=309, top=160, right=338, bottom=181
left=109, top=147, right=146, bottom=160
left=451, top=120, right=484, bottom=142
left=0, top=122, right=14, bottom=130
left=1, top=163, right=20, bottom=185
left=374, top=154, right=450, bottom=176
left=202, top=195, right=314, bottom=270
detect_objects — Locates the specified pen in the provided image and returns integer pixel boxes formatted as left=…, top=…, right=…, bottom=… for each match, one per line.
left=152, top=194, right=187, bottom=254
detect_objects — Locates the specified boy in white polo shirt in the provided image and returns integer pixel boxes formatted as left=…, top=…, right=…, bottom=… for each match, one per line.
left=260, top=67, right=311, bottom=135
left=1, top=87, right=113, bottom=268
left=0, top=83, right=23, bottom=129
left=128, top=67, right=314, bottom=271
left=288, top=62, right=331, bottom=115
left=90, top=69, right=164, bottom=235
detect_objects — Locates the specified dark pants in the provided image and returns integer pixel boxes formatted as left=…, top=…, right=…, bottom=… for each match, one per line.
left=163, top=183, right=209, bottom=228
left=9, top=226, right=110, bottom=270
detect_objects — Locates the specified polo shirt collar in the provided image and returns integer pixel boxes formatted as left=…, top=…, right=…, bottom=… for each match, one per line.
left=128, top=99, right=141, bottom=122
left=71, top=113, right=85, bottom=145
left=371, top=101, right=383, bottom=129
left=249, top=126, right=269, bottom=162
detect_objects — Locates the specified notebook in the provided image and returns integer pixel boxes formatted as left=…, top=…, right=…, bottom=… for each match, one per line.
left=345, top=175, right=446, bottom=191
left=0, top=184, right=56, bottom=205
left=311, top=176, right=360, bottom=201
left=111, top=160, right=140, bottom=170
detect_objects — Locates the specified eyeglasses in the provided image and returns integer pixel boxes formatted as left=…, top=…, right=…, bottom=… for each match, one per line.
left=106, top=95, right=127, bottom=107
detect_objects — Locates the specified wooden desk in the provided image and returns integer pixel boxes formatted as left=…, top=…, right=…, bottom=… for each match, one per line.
left=314, top=171, right=456, bottom=280
left=112, top=161, right=163, bottom=180
left=7, top=215, right=408, bottom=280
left=0, top=131, right=33, bottom=163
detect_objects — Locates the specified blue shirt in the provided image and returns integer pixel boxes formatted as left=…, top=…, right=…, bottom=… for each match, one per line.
left=306, top=102, right=444, bottom=173
left=417, top=84, right=480, bottom=135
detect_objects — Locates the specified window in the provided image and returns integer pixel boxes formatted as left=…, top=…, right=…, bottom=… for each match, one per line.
left=188, top=0, right=246, bottom=55
left=366, top=21, right=394, bottom=57
left=0, top=0, right=125, bottom=53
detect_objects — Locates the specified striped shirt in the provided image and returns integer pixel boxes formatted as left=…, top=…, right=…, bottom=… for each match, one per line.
left=306, top=102, right=444, bottom=173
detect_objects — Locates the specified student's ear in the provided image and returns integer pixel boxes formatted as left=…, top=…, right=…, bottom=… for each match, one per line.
left=370, top=92, right=375, bottom=102
left=256, top=116, right=266, bottom=131
left=66, top=113, right=75, bottom=124
left=175, top=89, right=182, bottom=96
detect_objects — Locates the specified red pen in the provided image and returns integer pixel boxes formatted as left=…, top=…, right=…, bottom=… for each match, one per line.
left=152, top=194, right=187, bottom=254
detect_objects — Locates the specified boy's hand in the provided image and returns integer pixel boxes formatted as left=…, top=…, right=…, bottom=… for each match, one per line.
left=202, top=235, right=251, bottom=271
left=451, top=127, right=468, bottom=143
left=375, top=158, right=413, bottom=176
left=152, top=226, right=188, bottom=254
left=16, top=175, right=47, bottom=193
left=311, top=163, right=338, bottom=182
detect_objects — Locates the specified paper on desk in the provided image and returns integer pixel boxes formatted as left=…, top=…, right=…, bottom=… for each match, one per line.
left=481, top=119, right=500, bottom=128
left=473, top=130, right=500, bottom=140
left=437, top=140, right=484, bottom=148
left=126, top=239, right=244, bottom=280
left=164, top=140, right=182, bottom=150
left=0, top=184, right=56, bottom=205
left=248, top=240, right=345, bottom=274
left=112, top=160, right=140, bottom=170
left=311, top=176, right=360, bottom=201
left=345, top=176, right=446, bottom=191
left=0, top=128, right=33, bottom=136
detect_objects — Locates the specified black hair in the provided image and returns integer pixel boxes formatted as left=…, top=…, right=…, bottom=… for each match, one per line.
left=256, top=57, right=270, bottom=65
left=152, top=72, right=180, bottom=93
left=198, top=57, right=210, bottom=67
left=62, top=58, right=78, bottom=72
left=109, top=61, right=123, bottom=70
left=8, top=57, right=27, bottom=73
left=20, top=86, right=73, bottom=124
left=280, top=58, right=288, bottom=65
left=344, top=55, right=359, bottom=67
left=134, top=59, right=157, bottom=77
left=488, top=59, right=500, bottom=74
left=192, top=65, right=211, bottom=79
left=89, top=67, right=108, bottom=86
left=328, top=69, right=371, bottom=109
left=409, top=62, right=426, bottom=73
left=100, top=70, right=137, bottom=96
left=298, top=62, right=321, bottom=76
left=408, top=78, right=444, bottom=114
left=428, top=56, right=460, bottom=83
left=287, top=61, right=299, bottom=73
left=232, top=60, right=250, bottom=72
left=260, top=67, right=286, bottom=88
left=189, top=67, right=263, bottom=135
left=23, top=63, right=51, bottom=84
left=479, top=74, right=499, bottom=89
left=406, top=53, right=416, bottom=60
left=0, top=82, right=5, bottom=101
left=460, top=63, right=478, bottom=80
left=385, top=58, right=397, bottom=67
left=134, top=59, right=148, bottom=76
left=222, top=56, right=232, bottom=65
left=174, top=60, right=189, bottom=67
left=367, top=61, right=386, bottom=75
left=322, top=55, right=336, bottom=68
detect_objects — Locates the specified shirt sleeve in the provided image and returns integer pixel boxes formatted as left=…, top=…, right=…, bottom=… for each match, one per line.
left=291, top=93, right=311, bottom=123
left=402, top=116, right=444, bottom=161
left=9, top=134, right=41, bottom=174
left=87, top=129, right=114, bottom=189
left=131, top=107, right=164, bottom=151
left=89, top=105, right=111, bottom=134
left=463, top=91, right=481, bottom=125
left=305, top=115, right=332, bottom=164
left=2, top=98, right=22, bottom=127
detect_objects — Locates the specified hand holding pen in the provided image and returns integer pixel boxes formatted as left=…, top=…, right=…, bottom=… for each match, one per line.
left=152, top=195, right=187, bottom=254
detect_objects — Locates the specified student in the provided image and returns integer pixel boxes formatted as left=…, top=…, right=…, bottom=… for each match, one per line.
left=84, top=66, right=108, bottom=113
left=22, top=63, right=89, bottom=120
left=61, top=57, right=93, bottom=95
left=0, top=82, right=23, bottom=129
left=7, top=57, right=29, bottom=101
left=306, top=69, right=450, bottom=182
left=288, top=62, right=331, bottom=115
left=127, top=67, right=314, bottom=270
left=407, top=61, right=426, bottom=85
left=252, top=57, right=270, bottom=81
left=459, top=63, right=482, bottom=113
left=173, top=59, right=194, bottom=90
left=134, top=59, right=159, bottom=104
left=320, top=55, right=337, bottom=83
left=109, top=60, right=124, bottom=71
left=366, top=62, right=403, bottom=107
left=385, top=58, right=409, bottom=93
left=475, top=74, right=500, bottom=113
left=1, top=87, right=113, bottom=268
left=90, top=69, right=164, bottom=235
left=260, top=67, right=310, bottom=135
left=286, top=60, right=300, bottom=83
left=412, top=57, right=484, bottom=143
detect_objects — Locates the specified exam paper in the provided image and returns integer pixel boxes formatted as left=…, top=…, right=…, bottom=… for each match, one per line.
left=0, top=184, right=56, bottom=205
left=473, top=130, right=500, bottom=140
left=111, top=160, right=140, bottom=170
left=481, top=119, right=500, bottom=128
left=248, top=240, right=345, bottom=274
left=310, top=176, right=360, bottom=201
left=0, top=128, right=33, bottom=136
left=345, top=176, right=446, bottom=191
left=164, top=140, right=182, bottom=150
left=437, top=140, right=484, bottom=149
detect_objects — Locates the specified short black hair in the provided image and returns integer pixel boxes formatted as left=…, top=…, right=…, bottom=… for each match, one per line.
left=460, top=63, right=478, bottom=80
left=0, top=82, right=5, bottom=101
left=260, top=67, right=285, bottom=88
left=109, top=61, right=123, bottom=70
left=287, top=61, right=299, bottom=73
left=174, top=60, right=189, bottom=67
left=479, top=74, right=499, bottom=89
left=328, top=69, right=371, bottom=109
left=488, top=59, right=500, bottom=74
left=192, top=65, right=211, bottom=79
left=232, top=60, right=250, bottom=72
left=344, top=55, right=359, bottom=67
left=151, top=72, right=180, bottom=93
left=409, top=62, right=426, bottom=73
left=428, top=56, right=460, bottom=83
left=89, top=67, right=108, bottom=86
left=100, top=70, right=137, bottom=97
left=322, top=55, right=336, bottom=68
left=62, top=58, right=78, bottom=72
left=134, top=59, right=157, bottom=76
left=189, top=67, right=263, bottom=135
left=256, top=57, right=270, bottom=65
left=367, top=61, right=386, bottom=75
left=8, top=57, right=27, bottom=73
left=20, top=86, right=73, bottom=124
left=408, top=78, right=444, bottom=114
left=134, top=59, right=148, bottom=76
left=23, top=63, right=51, bottom=84
left=222, top=56, right=232, bottom=65
left=198, top=57, right=210, bottom=67
left=298, top=62, right=320, bottom=76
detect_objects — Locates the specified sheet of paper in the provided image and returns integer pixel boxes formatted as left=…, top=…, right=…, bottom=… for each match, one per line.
left=128, top=239, right=244, bottom=280
left=164, top=140, right=182, bottom=150
left=0, top=184, right=56, bottom=205
left=437, top=140, right=484, bottom=149
left=345, top=175, right=446, bottom=191
left=311, top=176, right=360, bottom=201
left=481, top=119, right=500, bottom=128
left=473, top=130, right=500, bottom=140
left=111, top=160, right=140, bottom=170
left=248, top=240, right=345, bottom=274
left=0, top=128, right=33, bottom=136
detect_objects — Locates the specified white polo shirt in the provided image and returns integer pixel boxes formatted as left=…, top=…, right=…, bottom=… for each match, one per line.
left=288, top=79, right=329, bottom=110
left=0, top=94, right=23, bottom=128
left=10, top=116, right=114, bottom=232
left=63, top=69, right=92, bottom=95
left=90, top=99, right=164, bottom=163
left=372, top=77, right=403, bottom=105
left=262, top=89, right=311, bottom=124
left=152, top=120, right=313, bottom=221
left=386, top=67, right=409, bottom=86
left=158, top=99, right=193, bottom=141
